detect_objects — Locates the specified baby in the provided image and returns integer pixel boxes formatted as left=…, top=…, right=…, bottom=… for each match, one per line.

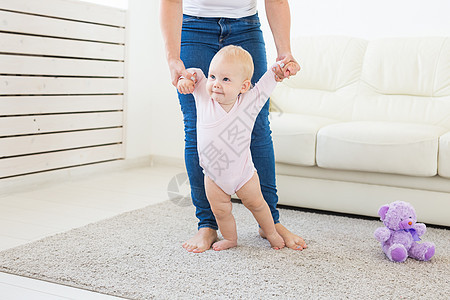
left=177, top=45, right=288, bottom=251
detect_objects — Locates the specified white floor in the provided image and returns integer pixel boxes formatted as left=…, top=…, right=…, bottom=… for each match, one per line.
left=0, top=164, right=185, bottom=299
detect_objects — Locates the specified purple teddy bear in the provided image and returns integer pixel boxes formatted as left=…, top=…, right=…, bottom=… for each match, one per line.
left=374, top=201, right=435, bottom=262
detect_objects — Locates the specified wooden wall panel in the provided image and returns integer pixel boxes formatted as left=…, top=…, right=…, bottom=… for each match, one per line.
left=0, top=145, right=124, bottom=178
left=0, top=0, right=126, bottom=179
left=0, top=112, right=123, bottom=136
left=0, top=33, right=125, bottom=60
left=0, top=54, right=124, bottom=77
left=0, top=0, right=126, bottom=27
left=0, top=95, right=124, bottom=115
left=0, top=77, right=124, bottom=95
left=0, top=10, right=125, bottom=43
left=0, top=128, right=123, bottom=157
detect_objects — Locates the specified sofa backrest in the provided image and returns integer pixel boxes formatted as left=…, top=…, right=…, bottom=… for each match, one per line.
left=353, top=37, right=450, bottom=130
left=270, top=36, right=368, bottom=121
left=271, top=35, right=450, bottom=130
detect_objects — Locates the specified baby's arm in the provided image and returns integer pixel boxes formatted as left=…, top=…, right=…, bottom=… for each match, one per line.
left=243, top=61, right=295, bottom=116
left=248, top=62, right=281, bottom=103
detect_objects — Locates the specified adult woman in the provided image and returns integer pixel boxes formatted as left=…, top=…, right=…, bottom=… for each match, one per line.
left=160, top=0, right=307, bottom=252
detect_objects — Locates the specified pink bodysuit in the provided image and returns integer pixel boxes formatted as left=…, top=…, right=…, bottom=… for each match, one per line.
left=191, top=67, right=277, bottom=195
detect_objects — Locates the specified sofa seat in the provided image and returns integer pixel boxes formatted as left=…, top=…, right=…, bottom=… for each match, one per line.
left=269, top=113, right=337, bottom=166
left=439, top=132, right=450, bottom=178
left=316, top=121, right=448, bottom=176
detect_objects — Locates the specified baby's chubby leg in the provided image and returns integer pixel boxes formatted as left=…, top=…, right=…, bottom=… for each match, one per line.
left=204, top=176, right=237, bottom=251
left=236, top=172, right=285, bottom=250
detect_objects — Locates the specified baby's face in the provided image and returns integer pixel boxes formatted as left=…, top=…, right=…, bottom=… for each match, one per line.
left=206, top=56, right=248, bottom=107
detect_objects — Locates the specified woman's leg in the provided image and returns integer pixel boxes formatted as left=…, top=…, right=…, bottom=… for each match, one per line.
left=204, top=176, right=237, bottom=251
left=180, top=15, right=221, bottom=230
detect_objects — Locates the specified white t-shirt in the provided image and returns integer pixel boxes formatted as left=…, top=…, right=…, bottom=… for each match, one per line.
left=183, top=0, right=257, bottom=18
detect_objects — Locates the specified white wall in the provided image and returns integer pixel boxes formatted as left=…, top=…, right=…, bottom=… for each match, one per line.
left=125, top=0, right=184, bottom=159
left=125, top=0, right=450, bottom=161
left=77, top=0, right=128, bottom=9
left=260, top=0, right=450, bottom=63
left=288, top=0, right=450, bottom=38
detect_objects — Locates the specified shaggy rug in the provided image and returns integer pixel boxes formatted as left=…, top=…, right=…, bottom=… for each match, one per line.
left=0, top=201, right=449, bottom=299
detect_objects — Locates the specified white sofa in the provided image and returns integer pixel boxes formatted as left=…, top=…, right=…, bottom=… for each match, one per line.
left=269, top=36, right=450, bottom=227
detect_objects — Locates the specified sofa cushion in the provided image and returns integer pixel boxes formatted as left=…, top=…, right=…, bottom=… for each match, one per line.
left=270, top=36, right=367, bottom=121
left=270, top=113, right=337, bottom=166
left=316, top=122, right=448, bottom=176
left=352, top=91, right=450, bottom=129
left=271, top=86, right=358, bottom=121
left=438, top=132, right=450, bottom=178
left=361, top=37, right=450, bottom=97
left=354, top=37, right=450, bottom=129
left=284, top=36, right=367, bottom=91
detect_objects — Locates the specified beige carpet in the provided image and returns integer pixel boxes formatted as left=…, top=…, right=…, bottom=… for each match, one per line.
left=0, top=201, right=449, bottom=299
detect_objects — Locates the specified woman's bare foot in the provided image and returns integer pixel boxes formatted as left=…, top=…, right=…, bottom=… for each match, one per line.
left=182, top=227, right=218, bottom=253
left=265, top=231, right=285, bottom=250
left=260, top=223, right=307, bottom=250
left=212, top=239, right=237, bottom=251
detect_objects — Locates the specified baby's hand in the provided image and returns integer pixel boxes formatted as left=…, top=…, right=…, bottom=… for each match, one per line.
left=273, top=61, right=297, bottom=82
left=177, top=72, right=197, bottom=94
left=177, top=77, right=195, bottom=94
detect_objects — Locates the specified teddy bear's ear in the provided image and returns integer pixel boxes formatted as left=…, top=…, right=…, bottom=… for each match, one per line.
left=378, top=205, right=390, bottom=220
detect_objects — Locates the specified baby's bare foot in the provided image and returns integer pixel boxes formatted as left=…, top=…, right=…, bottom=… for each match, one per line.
left=260, top=223, right=307, bottom=250
left=212, top=239, right=237, bottom=251
left=264, top=231, right=285, bottom=250
left=182, top=227, right=218, bottom=253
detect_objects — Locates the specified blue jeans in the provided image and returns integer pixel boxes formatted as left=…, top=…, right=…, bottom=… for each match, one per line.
left=179, top=13, right=279, bottom=230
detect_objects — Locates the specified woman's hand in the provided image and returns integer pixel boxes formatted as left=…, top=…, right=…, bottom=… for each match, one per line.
left=168, top=58, right=197, bottom=87
left=273, top=53, right=301, bottom=82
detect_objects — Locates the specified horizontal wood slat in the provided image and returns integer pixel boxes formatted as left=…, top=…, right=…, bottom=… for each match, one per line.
left=0, top=54, right=124, bottom=77
left=0, top=112, right=123, bottom=136
left=0, top=10, right=125, bottom=44
left=0, top=0, right=126, bottom=27
left=0, top=77, right=124, bottom=95
left=0, top=128, right=123, bottom=157
left=0, top=144, right=124, bottom=178
left=0, top=33, right=125, bottom=60
left=0, top=95, right=124, bottom=115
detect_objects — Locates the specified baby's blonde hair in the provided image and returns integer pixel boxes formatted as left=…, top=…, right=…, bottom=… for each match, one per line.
left=214, top=45, right=254, bottom=81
